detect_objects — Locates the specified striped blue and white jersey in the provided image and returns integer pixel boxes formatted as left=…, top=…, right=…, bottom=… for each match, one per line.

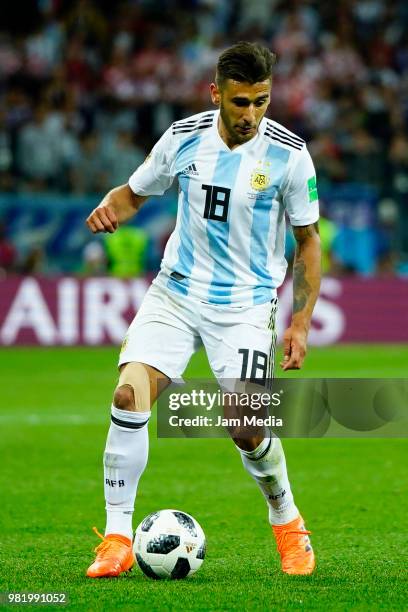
left=129, top=110, right=319, bottom=306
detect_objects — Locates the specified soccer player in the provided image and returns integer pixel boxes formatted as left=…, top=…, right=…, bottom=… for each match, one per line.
left=85, top=42, right=321, bottom=577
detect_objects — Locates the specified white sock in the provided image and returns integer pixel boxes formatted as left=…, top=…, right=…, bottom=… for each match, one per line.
left=104, top=405, right=150, bottom=540
left=238, top=436, right=299, bottom=525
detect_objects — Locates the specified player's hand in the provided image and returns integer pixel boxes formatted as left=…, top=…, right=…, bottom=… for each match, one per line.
left=280, top=325, right=308, bottom=370
left=86, top=205, right=118, bottom=234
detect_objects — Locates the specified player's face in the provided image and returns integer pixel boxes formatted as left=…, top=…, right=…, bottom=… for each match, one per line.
left=210, top=79, right=271, bottom=147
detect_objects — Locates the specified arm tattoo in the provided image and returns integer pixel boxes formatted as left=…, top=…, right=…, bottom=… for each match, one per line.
left=293, top=255, right=312, bottom=314
left=292, top=222, right=319, bottom=243
left=291, top=222, right=320, bottom=315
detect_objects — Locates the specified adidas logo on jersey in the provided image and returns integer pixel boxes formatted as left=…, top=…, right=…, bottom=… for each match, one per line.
left=181, top=163, right=199, bottom=176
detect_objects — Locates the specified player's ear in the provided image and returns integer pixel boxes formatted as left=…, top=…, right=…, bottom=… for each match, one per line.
left=210, top=83, right=221, bottom=106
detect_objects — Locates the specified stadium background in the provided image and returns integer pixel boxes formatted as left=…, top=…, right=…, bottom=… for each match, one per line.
left=0, top=1, right=407, bottom=610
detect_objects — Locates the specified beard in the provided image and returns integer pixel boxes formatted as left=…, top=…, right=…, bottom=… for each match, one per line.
left=219, top=102, right=256, bottom=145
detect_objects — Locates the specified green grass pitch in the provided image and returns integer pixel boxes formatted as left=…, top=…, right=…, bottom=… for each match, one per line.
left=0, top=345, right=407, bottom=611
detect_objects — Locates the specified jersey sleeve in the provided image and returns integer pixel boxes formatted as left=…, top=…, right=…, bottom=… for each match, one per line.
left=282, top=145, right=319, bottom=226
left=128, top=127, right=175, bottom=196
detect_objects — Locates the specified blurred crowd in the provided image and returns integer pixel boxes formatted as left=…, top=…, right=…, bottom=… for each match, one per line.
left=0, top=0, right=407, bottom=275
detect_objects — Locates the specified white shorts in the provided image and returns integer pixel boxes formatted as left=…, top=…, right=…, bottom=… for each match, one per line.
left=119, top=284, right=278, bottom=386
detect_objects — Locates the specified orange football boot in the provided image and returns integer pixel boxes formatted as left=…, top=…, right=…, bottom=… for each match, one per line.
left=272, top=515, right=315, bottom=575
left=86, top=527, right=135, bottom=578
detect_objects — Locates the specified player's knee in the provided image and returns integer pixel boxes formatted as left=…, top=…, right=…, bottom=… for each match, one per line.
left=116, top=362, right=152, bottom=411
left=113, top=384, right=135, bottom=411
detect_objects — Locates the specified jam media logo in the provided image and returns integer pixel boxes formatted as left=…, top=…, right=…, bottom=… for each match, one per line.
left=250, top=161, right=271, bottom=191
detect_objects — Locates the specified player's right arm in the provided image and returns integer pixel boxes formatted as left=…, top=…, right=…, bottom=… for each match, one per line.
left=86, top=184, right=147, bottom=234
left=86, top=127, right=175, bottom=234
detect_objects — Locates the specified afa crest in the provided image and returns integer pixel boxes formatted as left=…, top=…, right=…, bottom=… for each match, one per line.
left=250, top=162, right=271, bottom=191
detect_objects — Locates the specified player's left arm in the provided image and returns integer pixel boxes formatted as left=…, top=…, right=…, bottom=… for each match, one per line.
left=281, top=222, right=321, bottom=370
left=280, top=143, right=321, bottom=371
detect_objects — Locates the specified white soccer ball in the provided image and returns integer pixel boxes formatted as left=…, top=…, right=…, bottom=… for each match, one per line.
left=134, top=509, right=206, bottom=579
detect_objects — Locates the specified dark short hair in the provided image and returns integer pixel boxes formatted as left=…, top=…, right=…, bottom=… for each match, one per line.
left=216, top=42, right=276, bottom=86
